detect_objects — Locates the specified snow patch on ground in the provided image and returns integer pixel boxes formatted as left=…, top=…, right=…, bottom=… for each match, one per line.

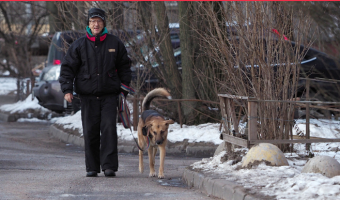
left=192, top=149, right=340, bottom=200
left=0, top=94, right=49, bottom=114
left=53, top=110, right=223, bottom=145
left=0, top=77, right=17, bottom=95
left=17, top=118, right=50, bottom=123
left=192, top=129, right=340, bottom=200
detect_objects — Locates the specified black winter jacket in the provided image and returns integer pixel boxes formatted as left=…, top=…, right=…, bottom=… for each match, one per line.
left=59, top=33, right=131, bottom=96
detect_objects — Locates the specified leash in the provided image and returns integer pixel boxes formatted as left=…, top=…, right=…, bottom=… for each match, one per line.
left=118, top=93, right=150, bottom=152
left=128, top=128, right=144, bottom=151
left=127, top=127, right=150, bottom=152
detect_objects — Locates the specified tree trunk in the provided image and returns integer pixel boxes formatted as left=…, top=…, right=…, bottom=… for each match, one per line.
left=153, top=1, right=182, bottom=99
left=179, top=1, right=197, bottom=124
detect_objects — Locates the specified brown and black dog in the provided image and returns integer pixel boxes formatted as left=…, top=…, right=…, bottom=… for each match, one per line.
left=138, top=88, right=174, bottom=179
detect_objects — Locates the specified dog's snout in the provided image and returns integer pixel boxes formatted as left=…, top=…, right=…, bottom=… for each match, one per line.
left=156, top=140, right=163, bottom=145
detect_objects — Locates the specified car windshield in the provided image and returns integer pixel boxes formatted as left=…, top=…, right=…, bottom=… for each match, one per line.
left=40, top=65, right=61, bottom=81
left=47, top=31, right=84, bottom=67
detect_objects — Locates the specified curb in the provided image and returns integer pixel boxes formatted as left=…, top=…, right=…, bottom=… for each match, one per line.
left=0, top=112, right=17, bottom=122
left=0, top=112, right=63, bottom=122
left=49, top=125, right=85, bottom=147
left=182, top=168, right=264, bottom=200
left=48, top=124, right=218, bottom=157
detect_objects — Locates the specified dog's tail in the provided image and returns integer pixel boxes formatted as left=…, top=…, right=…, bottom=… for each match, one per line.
left=142, top=88, right=172, bottom=111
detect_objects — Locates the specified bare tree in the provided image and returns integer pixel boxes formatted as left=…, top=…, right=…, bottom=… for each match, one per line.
left=153, top=2, right=182, bottom=99
left=0, top=1, right=48, bottom=100
left=178, top=1, right=197, bottom=124
left=190, top=2, right=313, bottom=151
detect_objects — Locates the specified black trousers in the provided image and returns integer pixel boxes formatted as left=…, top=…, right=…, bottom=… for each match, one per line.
left=80, top=94, right=118, bottom=173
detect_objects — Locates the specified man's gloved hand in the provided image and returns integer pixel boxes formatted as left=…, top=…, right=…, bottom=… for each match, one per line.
left=120, top=83, right=134, bottom=98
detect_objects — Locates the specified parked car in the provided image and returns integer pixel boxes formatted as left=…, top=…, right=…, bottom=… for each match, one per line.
left=32, top=64, right=79, bottom=113
left=291, top=42, right=340, bottom=102
left=126, top=28, right=181, bottom=90
left=33, top=31, right=84, bottom=113
left=131, top=47, right=182, bottom=90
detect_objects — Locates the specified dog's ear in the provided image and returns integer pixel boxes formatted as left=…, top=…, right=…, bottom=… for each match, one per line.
left=165, top=119, right=175, bottom=125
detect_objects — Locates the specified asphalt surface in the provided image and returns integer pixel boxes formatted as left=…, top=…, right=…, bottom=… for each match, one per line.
left=0, top=121, right=220, bottom=200
left=0, top=95, right=260, bottom=200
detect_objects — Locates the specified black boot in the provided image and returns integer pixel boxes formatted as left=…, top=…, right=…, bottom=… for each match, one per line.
left=104, top=169, right=116, bottom=177
left=86, top=171, right=98, bottom=177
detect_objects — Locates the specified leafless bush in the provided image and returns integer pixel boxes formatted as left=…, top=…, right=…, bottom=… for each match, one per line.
left=190, top=2, right=314, bottom=149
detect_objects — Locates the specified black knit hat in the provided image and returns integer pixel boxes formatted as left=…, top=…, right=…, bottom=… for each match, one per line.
left=88, top=8, right=106, bottom=26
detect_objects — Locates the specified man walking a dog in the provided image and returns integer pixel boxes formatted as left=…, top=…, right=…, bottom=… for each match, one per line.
left=59, top=8, right=132, bottom=177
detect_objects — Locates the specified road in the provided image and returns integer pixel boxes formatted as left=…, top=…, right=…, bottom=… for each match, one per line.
left=0, top=121, right=218, bottom=200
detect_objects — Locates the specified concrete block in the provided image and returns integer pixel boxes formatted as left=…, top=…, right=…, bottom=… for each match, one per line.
left=244, top=194, right=262, bottom=200
left=118, top=145, right=135, bottom=153
left=59, top=129, right=69, bottom=142
left=193, top=171, right=205, bottom=189
left=74, top=136, right=84, bottom=147
left=186, top=146, right=216, bottom=157
left=49, top=125, right=84, bottom=147
left=302, top=155, right=340, bottom=178
left=0, top=112, right=17, bottom=122
left=165, top=147, right=184, bottom=155
left=0, top=113, right=8, bottom=121
left=212, top=179, right=235, bottom=200
left=182, top=168, right=195, bottom=187
left=67, top=134, right=76, bottom=144
left=233, top=186, right=247, bottom=200
left=242, top=143, right=288, bottom=167
left=202, top=177, right=214, bottom=194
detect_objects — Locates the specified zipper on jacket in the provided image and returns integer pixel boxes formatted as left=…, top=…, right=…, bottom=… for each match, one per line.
left=95, top=36, right=100, bottom=91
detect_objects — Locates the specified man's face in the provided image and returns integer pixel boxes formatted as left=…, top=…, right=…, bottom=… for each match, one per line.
left=89, top=17, right=104, bottom=36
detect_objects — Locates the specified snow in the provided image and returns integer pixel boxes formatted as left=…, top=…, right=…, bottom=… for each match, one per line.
left=17, top=118, right=50, bottom=123
left=192, top=149, right=340, bottom=200
left=52, top=109, right=222, bottom=144
left=0, top=94, right=49, bottom=114
left=191, top=121, right=340, bottom=199
left=0, top=77, right=17, bottom=95
left=1, top=78, right=340, bottom=199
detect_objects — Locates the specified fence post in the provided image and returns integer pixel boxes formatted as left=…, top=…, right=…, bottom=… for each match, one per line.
left=248, top=99, right=257, bottom=148
left=26, top=79, right=30, bottom=98
left=306, top=78, right=311, bottom=151
left=177, top=101, right=182, bottom=128
left=133, top=95, right=138, bottom=131
left=227, top=99, right=239, bottom=134
left=219, top=96, right=231, bottom=152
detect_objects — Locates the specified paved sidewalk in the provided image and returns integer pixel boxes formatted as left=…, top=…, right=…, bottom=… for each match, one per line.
left=1, top=111, right=263, bottom=200
left=49, top=124, right=266, bottom=200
